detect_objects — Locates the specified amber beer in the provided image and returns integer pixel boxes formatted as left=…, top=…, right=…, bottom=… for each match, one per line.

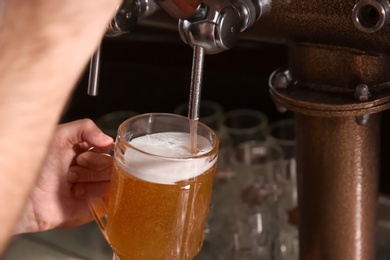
left=106, top=129, right=218, bottom=260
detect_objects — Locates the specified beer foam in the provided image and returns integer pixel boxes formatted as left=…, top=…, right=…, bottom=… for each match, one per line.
left=122, top=132, right=217, bottom=184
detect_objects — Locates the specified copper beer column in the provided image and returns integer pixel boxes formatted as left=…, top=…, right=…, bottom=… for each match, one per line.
left=295, top=114, right=380, bottom=260
left=268, top=44, right=390, bottom=260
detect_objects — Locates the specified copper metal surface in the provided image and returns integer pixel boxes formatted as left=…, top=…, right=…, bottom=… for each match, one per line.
left=268, top=42, right=385, bottom=260
left=270, top=44, right=390, bottom=117
left=243, top=0, right=390, bottom=55
left=296, top=113, right=380, bottom=260
left=153, top=0, right=202, bottom=20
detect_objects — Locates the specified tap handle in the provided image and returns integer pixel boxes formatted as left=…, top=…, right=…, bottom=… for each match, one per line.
left=106, top=1, right=140, bottom=36
left=87, top=0, right=158, bottom=96
left=87, top=45, right=102, bottom=96
left=107, top=0, right=158, bottom=36
left=87, top=1, right=139, bottom=96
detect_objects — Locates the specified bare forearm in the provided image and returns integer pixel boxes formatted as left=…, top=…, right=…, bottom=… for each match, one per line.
left=0, top=0, right=118, bottom=253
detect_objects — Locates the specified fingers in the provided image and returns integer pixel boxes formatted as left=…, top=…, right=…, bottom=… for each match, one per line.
left=68, top=166, right=112, bottom=183
left=58, top=119, right=113, bottom=149
left=77, top=151, right=112, bottom=171
left=72, top=181, right=111, bottom=199
left=68, top=153, right=112, bottom=183
left=68, top=148, right=113, bottom=200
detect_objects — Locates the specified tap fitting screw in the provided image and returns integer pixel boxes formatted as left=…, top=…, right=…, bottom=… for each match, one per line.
left=275, top=103, right=287, bottom=113
left=354, top=83, right=371, bottom=101
left=274, top=72, right=289, bottom=89
left=356, top=114, right=370, bottom=125
left=271, top=69, right=292, bottom=89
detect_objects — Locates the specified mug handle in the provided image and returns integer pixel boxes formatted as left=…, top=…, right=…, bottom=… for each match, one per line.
left=88, top=197, right=109, bottom=241
left=86, top=144, right=114, bottom=242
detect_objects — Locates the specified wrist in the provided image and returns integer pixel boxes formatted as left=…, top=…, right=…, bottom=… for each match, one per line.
left=12, top=203, right=39, bottom=235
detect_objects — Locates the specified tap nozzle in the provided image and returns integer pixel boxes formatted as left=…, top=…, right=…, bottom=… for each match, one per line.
left=178, top=0, right=270, bottom=54
left=88, top=0, right=158, bottom=96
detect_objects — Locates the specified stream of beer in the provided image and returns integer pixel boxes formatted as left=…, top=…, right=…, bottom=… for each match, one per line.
left=188, top=45, right=205, bottom=154
left=189, top=119, right=199, bottom=154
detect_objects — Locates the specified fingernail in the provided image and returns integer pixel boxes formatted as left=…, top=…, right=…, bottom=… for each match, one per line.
left=68, top=171, right=78, bottom=182
left=100, top=133, right=113, bottom=143
left=74, top=186, right=86, bottom=197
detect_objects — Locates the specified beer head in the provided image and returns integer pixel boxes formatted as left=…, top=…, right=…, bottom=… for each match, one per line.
left=122, top=132, right=218, bottom=185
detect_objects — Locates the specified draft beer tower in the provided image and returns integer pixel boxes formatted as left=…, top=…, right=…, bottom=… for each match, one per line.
left=90, top=0, right=390, bottom=259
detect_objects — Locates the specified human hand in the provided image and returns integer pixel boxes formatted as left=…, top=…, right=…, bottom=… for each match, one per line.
left=0, top=0, right=121, bottom=107
left=14, top=119, right=114, bottom=234
left=0, top=0, right=119, bottom=249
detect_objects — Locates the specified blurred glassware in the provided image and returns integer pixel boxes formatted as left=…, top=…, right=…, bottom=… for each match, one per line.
left=219, top=109, right=283, bottom=259
left=267, top=118, right=297, bottom=219
left=95, top=110, right=139, bottom=138
left=233, top=210, right=274, bottom=260
left=229, top=140, right=283, bottom=260
left=267, top=118, right=299, bottom=260
left=274, top=223, right=299, bottom=260
left=222, top=109, right=268, bottom=147
left=267, top=118, right=296, bottom=160
left=174, top=100, right=235, bottom=260
left=174, top=99, right=224, bottom=131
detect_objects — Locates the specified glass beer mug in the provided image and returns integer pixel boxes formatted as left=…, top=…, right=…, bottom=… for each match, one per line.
left=89, top=113, right=219, bottom=260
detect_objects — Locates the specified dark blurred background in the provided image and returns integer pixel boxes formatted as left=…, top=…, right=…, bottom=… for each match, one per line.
left=60, top=25, right=390, bottom=196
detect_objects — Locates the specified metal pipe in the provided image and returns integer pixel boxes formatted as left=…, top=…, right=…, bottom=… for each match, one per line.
left=295, top=113, right=380, bottom=260
left=188, top=45, right=205, bottom=121
left=87, top=45, right=101, bottom=96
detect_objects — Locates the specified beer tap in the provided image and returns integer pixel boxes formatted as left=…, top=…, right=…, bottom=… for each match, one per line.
left=178, top=0, right=271, bottom=55
left=145, top=0, right=269, bottom=126
left=174, top=0, right=270, bottom=121
left=87, top=0, right=158, bottom=96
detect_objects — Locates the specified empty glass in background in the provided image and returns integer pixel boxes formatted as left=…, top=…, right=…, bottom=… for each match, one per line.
left=174, top=100, right=234, bottom=260
left=267, top=118, right=299, bottom=260
left=222, top=109, right=268, bottom=147
left=95, top=110, right=139, bottom=138
left=230, top=140, right=283, bottom=260
left=267, top=118, right=297, bottom=218
left=220, top=109, right=282, bottom=260
left=174, top=100, right=234, bottom=183
left=174, top=100, right=224, bottom=131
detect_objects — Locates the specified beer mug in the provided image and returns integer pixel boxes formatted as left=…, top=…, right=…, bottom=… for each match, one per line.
left=89, top=113, right=219, bottom=260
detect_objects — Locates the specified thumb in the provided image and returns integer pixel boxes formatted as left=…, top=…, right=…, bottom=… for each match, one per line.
left=61, top=119, right=113, bottom=148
